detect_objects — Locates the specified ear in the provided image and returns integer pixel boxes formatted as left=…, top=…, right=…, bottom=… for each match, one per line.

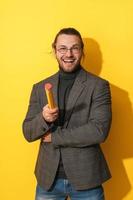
left=52, top=47, right=56, bottom=57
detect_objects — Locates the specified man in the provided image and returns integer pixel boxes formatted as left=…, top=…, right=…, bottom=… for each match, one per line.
left=23, top=28, right=112, bottom=200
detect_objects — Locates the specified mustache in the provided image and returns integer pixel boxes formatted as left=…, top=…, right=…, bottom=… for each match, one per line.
left=61, top=55, right=75, bottom=59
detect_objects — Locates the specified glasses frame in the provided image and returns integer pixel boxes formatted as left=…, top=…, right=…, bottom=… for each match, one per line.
left=56, top=45, right=82, bottom=54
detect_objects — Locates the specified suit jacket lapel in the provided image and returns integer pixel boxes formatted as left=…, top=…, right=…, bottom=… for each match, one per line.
left=64, top=68, right=87, bottom=127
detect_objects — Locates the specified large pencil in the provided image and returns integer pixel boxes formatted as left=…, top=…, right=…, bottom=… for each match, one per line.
left=44, top=83, right=55, bottom=109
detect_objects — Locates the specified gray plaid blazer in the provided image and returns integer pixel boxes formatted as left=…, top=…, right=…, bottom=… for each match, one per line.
left=23, top=68, right=112, bottom=191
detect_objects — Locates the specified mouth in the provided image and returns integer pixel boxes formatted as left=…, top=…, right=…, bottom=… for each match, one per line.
left=62, top=59, right=75, bottom=64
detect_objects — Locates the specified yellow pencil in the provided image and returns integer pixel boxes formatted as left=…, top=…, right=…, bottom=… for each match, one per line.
left=44, top=83, right=55, bottom=109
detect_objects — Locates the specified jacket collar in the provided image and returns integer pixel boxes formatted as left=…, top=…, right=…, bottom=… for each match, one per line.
left=48, top=67, right=87, bottom=127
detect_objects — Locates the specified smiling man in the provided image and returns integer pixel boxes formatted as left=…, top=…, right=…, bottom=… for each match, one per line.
left=23, top=28, right=112, bottom=200
left=53, top=33, right=83, bottom=72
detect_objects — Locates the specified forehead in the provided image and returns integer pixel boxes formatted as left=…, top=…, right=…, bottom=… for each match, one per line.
left=56, top=34, right=81, bottom=46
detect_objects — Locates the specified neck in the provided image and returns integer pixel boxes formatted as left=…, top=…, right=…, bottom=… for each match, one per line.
left=59, top=65, right=81, bottom=80
left=59, top=65, right=81, bottom=74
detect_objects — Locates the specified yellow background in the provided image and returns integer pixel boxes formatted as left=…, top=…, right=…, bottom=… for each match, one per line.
left=0, top=1, right=133, bottom=200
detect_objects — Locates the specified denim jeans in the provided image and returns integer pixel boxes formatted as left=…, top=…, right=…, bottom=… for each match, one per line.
left=35, top=179, right=105, bottom=200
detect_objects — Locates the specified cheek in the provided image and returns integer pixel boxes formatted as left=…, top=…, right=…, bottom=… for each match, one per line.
left=57, top=55, right=66, bottom=62
left=75, top=55, right=82, bottom=61
left=55, top=53, right=61, bottom=61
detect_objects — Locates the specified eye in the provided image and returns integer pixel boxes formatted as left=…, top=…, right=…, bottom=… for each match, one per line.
left=59, top=47, right=67, bottom=51
left=72, top=46, right=81, bottom=53
left=57, top=47, right=67, bottom=53
left=73, top=46, right=79, bottom=50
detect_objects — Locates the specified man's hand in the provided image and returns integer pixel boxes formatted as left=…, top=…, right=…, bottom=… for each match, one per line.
left=42, top=132, right=52, bottom=143
left=42, top=104, right=59, bottom=123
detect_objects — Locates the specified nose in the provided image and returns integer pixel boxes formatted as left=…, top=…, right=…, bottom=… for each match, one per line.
left=65, top=49, right=73, bottom=57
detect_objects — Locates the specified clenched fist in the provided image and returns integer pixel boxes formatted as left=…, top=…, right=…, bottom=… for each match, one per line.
left=42, top=104, right=59, bottom=123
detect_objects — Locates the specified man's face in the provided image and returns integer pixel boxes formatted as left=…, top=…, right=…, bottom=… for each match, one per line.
left=54, top=34, right=83, bottom=73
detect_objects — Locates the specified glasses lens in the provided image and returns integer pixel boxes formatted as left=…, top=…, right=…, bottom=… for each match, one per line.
left=72, top=46, right=81, bottom=53
left=58, top=47, right=67, bottom=54
left=57, top=46, right=81, bottom=54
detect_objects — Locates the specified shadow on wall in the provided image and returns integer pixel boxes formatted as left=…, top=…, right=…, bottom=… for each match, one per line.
left=82, top=38, right=133, bottom=200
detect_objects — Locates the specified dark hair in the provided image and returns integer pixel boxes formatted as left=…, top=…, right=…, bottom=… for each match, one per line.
left=52, top=27, right=84, bottom=49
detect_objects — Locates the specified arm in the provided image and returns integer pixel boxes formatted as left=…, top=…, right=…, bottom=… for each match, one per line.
left=52, top=80, right=112, bottom=148
left=22, top=84, right=50, bottom=142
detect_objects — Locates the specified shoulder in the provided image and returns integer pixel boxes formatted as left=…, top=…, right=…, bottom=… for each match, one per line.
left=33, top=71, right=59, bottom=89
left=81, top=67, right=109, bottom=86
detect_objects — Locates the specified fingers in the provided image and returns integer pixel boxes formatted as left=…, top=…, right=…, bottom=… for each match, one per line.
left=42, top=133, right=51, bottom=143
left=48, top=107, right=59, bottom=114
left=45, top=115, right=57, bottom=123
left=42, top=104, right=59, bottom=123
left=44, top=104, right=59, bottom=113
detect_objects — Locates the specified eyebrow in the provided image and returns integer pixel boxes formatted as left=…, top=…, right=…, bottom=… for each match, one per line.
left=57, top=44, right=81, bottom=48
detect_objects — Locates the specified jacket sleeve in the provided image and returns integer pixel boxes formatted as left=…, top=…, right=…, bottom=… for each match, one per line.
left=22, top=84, right=50, bottom=142
left=52, top=80, right=112, bottom=148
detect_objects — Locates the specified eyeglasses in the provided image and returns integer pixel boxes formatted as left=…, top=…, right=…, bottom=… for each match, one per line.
left=56, top=45, right=82, bottom=54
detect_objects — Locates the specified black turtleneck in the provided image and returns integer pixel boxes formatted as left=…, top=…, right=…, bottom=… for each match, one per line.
left=55, top=66, right=81, bottom=179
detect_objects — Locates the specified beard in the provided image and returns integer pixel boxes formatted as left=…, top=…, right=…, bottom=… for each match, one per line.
left=57, top=55, right=82, bottom=73
left=59, top=63, right=81, bottom=73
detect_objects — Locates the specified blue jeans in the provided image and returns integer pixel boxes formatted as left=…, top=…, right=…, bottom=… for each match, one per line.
left=35, top=179, right=105, bottom=200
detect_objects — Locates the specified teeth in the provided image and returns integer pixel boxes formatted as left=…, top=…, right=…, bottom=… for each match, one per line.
left=63, top=60, right=74, bottom=63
